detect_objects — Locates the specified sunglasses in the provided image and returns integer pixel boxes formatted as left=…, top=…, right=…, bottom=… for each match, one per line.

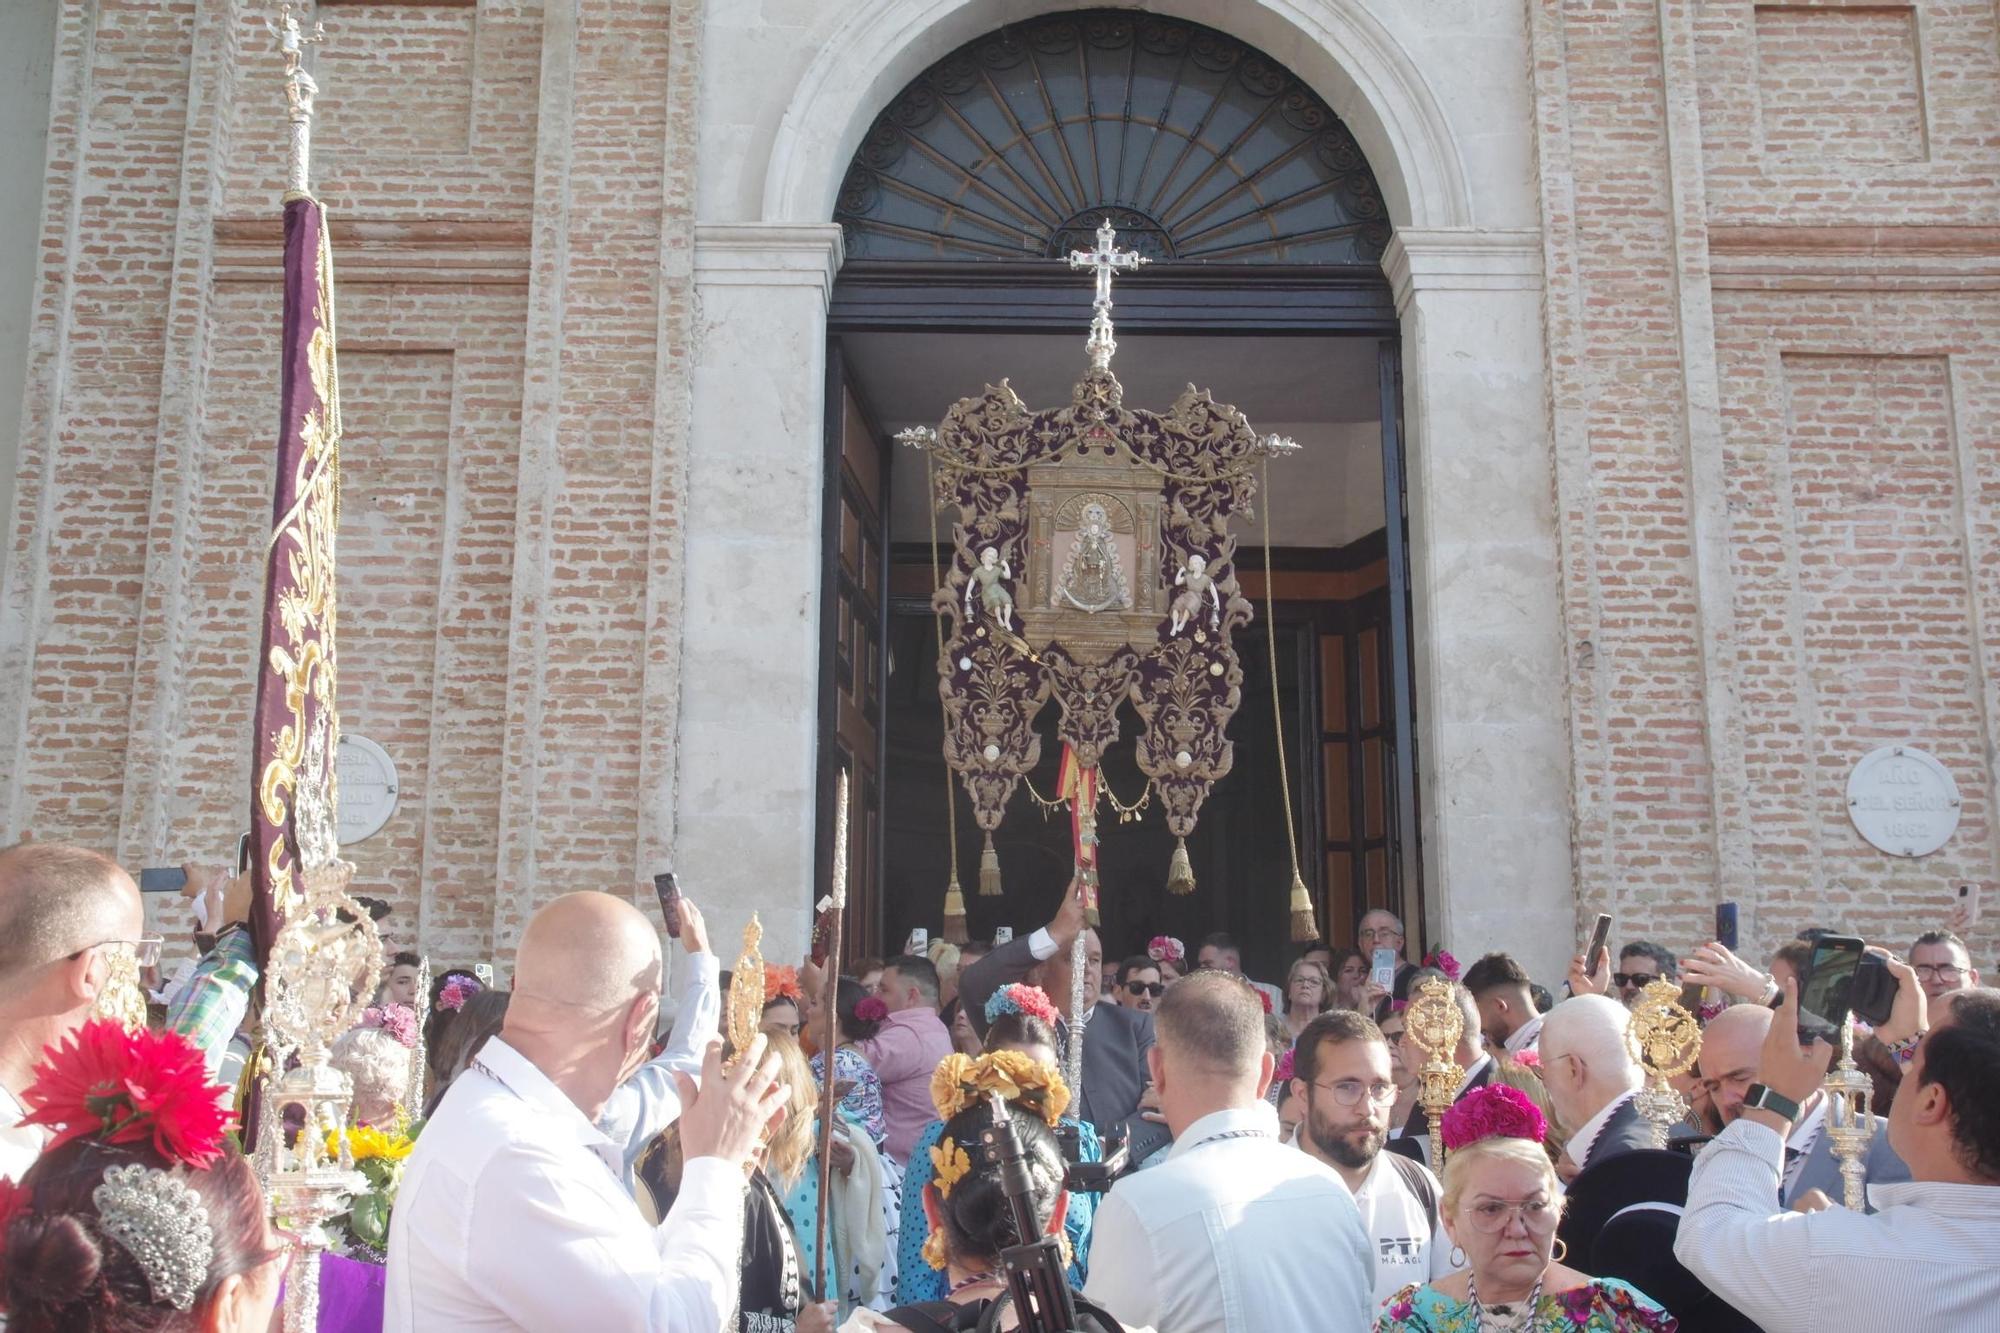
left=1124, top=981, right=1165, bottom=997
left=1612, top=973, right=1659, bottom=988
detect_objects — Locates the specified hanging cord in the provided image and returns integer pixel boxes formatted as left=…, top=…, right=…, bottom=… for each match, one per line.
left=1263, top=456, right=1318, bottom=941
left=927, top=453, right=970, bottom=938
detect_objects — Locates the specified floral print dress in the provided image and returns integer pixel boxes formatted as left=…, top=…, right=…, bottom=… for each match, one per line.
left=1376, top=1277, right=1677, bottom=1332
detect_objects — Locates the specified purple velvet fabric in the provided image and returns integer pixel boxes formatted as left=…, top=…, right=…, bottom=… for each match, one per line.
left=316, top=1253, right=386, bottom=1333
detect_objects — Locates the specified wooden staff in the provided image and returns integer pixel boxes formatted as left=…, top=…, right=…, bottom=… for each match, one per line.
left=813, top=768, right=851, bottom=1304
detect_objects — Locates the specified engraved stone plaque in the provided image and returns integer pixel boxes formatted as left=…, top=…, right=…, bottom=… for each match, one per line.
left=336, top=733, right=399, bottom=846
left=1846, top=744, right=1960, bottom=858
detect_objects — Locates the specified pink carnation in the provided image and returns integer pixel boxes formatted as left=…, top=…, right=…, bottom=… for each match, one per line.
left=985, top=983, right=1061, bottom=1028
left=362, top=1002, right=420, bottom=1049
left=1272, top=1049, right=1296, bottom=1085
left=1147, top=935, right=1185, bottom=965
left=1424, top=950, right=1461, bottom=982
left=1440, top=1084, right=1547, bottom=1152
left=439, top=975, right=482, bottom=1012
left=853, top=996, right=889, bottom=1024
left=1512, top=1048, right=1542, bottom=1070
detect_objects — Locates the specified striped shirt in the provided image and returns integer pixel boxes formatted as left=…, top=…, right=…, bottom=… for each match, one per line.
left=1674, top=1118, right=2000, bottom=1329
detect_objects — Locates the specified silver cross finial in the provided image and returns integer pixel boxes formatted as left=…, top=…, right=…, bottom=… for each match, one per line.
left=1068, top=219, right=1149, bottom=372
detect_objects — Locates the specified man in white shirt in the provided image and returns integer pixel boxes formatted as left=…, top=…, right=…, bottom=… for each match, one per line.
left=1462, top=952, right=1544, bottom=1058
left=1290, top=1009, right=1453, bottom=1312
left=0, top=843, right=145, bottom=1183
left=1676, top=981, right=2000, bottom=1329
left=1083, top=970, right=1372, bottom=1333
left=1538, top=994, right=1649, bottom=1175
left=386, top=891, right=790, bottom=1332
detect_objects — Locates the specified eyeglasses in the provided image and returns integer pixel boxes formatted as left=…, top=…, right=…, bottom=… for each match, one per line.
left=89, top=935, right=164, bottom=968
left=1124, top=981, right=1165, bottom=997
left=1358, top=926, right=1402, bottom=942
left=1466, top=1196, right=1559, bottom=1234
left=1915, top=964, right=1965, bottom=982
left=1612, top=973, right=1659, bottom=988
left=1311, top=1078, right=1400, bottom=1108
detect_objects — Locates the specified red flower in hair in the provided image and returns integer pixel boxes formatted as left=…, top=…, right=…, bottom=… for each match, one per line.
left=1259, top=989, right=1273, bottom=1014
left=853, top=996, right=889, bottom=1024
left=1439, top=1083, right=1547, bottom=1152
left=1423, top=950, right=1461, bottom=982
left=18, top=1020, right=234, bottom=1170
left=984, top=983, right=1060, bottom=1028
left=764, top=964, right=802, bottom=1005
left=1272, top=1049, right=1296, bottom=1085
left=0, top=1173, right=26, bottom=1242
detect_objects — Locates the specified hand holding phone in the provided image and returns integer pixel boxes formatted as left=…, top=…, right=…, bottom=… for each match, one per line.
left=1586, top=912, right=1613, bottom=976
left=1370, top=947, right=1397, bottom=991
left=1714, top=901, right=1738, bottom=953
left=652, top=872, right=683, bottom=939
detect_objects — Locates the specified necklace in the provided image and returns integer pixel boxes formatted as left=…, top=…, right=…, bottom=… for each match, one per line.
left=947, top=1271, right=1000, bottom=1297
left=1465, top=1270, right=1546, bottom=1332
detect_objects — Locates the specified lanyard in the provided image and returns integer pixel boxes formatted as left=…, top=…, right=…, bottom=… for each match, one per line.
left=1182, top=1127, right=1272, bottom=1154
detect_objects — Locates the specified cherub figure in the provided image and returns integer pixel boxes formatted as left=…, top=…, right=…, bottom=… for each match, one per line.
left=1169, top=553, right=1222, bottom=635
left=966, top=545, right=1016, bottom=630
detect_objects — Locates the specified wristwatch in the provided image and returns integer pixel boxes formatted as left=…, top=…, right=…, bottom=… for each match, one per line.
left=1742, top=1083, right=1802, bottom=1122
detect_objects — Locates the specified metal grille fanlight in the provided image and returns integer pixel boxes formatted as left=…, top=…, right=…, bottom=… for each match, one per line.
left=836, top=10, right=1391, bottom=264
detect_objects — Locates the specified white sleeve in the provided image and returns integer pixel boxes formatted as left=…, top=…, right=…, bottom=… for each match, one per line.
left=464, top=1148, right=745, bottom=1332
left=657, top=951, right=722, bottom=1077
left=1673, top=1119, right=1828, bottom=1330
left=1080, top=1189, right=1159, bottom=1331
left=1027, top=927, right=1059, bottom=962
left=596, top=952, right=720, bottom=1177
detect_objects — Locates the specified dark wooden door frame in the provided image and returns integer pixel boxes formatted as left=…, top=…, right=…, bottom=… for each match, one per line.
left=825, top=264, right=1423, bottom=945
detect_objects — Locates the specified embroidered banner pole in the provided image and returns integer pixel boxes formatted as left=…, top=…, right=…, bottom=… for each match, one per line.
left=249, top=1, right=342, bottom=961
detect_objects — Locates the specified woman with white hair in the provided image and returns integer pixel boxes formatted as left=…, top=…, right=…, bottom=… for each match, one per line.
left=1376, top=1086, right=1675, bottom=1331
left=330, top=1022, right=414, bottom=1128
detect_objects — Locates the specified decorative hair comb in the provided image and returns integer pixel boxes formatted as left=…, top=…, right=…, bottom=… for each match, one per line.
left=92, top=1163, right=216, bottom=1311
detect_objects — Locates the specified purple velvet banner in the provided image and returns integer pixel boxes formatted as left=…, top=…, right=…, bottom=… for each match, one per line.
left=248, top=195, right=342, bottom=967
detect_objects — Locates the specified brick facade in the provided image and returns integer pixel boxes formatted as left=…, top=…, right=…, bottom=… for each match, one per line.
left=1, top=0, right=1994, bottom=976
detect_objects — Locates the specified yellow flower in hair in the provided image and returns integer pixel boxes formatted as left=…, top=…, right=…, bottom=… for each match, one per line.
left=931, top=1053, right=979, bottom=1120
left=977, top=1049, right=1071, bottom=1127
left=930, top=1135, right=973, bottom=1198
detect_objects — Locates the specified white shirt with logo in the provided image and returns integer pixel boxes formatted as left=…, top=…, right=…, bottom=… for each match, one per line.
left=1348, top=1148, right=1458, bottom=1311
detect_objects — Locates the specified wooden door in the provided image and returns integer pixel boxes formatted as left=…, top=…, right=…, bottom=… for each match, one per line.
left=817, top=341, right=890, bottom=962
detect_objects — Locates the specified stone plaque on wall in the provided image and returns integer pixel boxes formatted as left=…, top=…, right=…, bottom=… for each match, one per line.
left=336, top=734, right=399, bottom=846
left=1847, top=744, right=1960, bottom=858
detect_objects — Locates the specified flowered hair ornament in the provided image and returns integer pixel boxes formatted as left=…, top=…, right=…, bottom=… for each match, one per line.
left=853, top=995, right=889, bottom=1024
left=1439, top=1083, right=1548, bottom=1152
left=983, top=983, right=1060, bottom=1028
left=438, top=974, right=482, bottom=1012
left=1423, top=950, right=1461, bottom=982
left=928, top=1050, right=1071, bottom=1128
left=360, top=1002, right=419, bottom=1049
left=1147, top=935, right=1185, bottom=966
left=930, top=1136, right=973, bottom=1198
left=3, top=1021, right=235, bottom=1311
left=763, top=964, right=802, bottom=1005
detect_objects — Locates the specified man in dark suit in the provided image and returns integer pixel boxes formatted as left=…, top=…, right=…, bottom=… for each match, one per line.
left=1385, top=978, right=1493, bottom=1164
left=960, top=881, right=1165, bottom=1159
left=1539, top=994, right=1652, bottom=1175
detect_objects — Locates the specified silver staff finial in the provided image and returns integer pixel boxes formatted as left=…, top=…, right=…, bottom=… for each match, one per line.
left=1067, top=219, right=1149, bottom=372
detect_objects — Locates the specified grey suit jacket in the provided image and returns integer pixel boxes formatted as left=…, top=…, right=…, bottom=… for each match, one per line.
left=1786, top=1117, right=1910, bottom=1209
left=960, top=934, right=1157, bottom=1145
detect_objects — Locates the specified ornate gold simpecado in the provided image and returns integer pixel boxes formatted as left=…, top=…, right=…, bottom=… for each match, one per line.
left=725, top=914, right=766, bottom=1068
left=1629, top=978, right=1701, bottom=1145
left=1406, top=974, right=1465, bottom=1174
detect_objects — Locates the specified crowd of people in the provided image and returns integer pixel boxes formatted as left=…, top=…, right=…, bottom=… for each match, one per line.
left=0, top=838, right=1997, bottom=1333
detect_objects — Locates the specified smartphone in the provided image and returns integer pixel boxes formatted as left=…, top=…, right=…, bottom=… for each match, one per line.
left=139, top=867, right=188, bottom=894
left=473, top=962, right=494, bottom=987
left=235, top=832, right=251, bottom=874
left=1796, top=935, right=1865, bottom=1045
left=1371, top=946, right=1397, bottom=991
left=1585, top=912, right=1613, bottom=975
left=652, top=871, right=683, bottom=938
left=907, top=927, right=929, bottom=955
left=1959, top=881, right=1982, bottom=930
left=994, top=926, right=1014, bottom=945
left=1715, top=901, right=1739, bottom=953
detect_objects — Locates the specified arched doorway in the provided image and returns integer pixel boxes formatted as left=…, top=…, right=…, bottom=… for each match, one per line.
left=812, top=10, right=1420, bottom=980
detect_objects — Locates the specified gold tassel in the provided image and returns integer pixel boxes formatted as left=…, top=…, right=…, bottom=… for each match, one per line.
left=942, top=876, right=969, bottom=944
left=1167, top=837, right=1195, bottom=895
left=1288, top=869, right=1318, bottom=942
left=978, top=834, right=1002, bottom=896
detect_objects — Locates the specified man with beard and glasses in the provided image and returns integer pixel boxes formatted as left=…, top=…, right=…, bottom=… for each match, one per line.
left=1290, top=1009, right=1454, bottom=1310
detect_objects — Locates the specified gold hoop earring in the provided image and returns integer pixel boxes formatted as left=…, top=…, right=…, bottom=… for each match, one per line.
left=1551, top=1239, right=1568, bottom=1263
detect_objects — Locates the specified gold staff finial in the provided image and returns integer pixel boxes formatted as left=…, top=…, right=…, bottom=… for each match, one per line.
left=1629, top=978, right=1701, bottom=1145
left=1406, top=974, right=1464, bottom=1176
left=725, top=913, right=766, bottom=1067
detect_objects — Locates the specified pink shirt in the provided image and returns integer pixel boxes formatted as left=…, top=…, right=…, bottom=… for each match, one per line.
left=856, top=1007, right=954, bottom=1165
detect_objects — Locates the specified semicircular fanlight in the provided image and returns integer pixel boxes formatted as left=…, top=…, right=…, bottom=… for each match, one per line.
left=835, top=10, right=1390, bottom=265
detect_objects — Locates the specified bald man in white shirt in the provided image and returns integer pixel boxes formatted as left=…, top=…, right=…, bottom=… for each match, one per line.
left=387, top=892, right=790, bottom=1332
